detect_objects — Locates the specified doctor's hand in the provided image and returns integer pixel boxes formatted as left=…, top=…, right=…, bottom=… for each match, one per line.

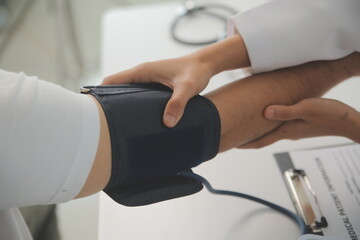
left=102, top=35, right=250, bottom=127
left=239, top=98, right=360, bottom=148
left=102, top=56, right=213, bottom=128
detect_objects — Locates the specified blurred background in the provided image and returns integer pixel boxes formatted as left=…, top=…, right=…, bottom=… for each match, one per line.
left=0, top=0, right=168, bottom=91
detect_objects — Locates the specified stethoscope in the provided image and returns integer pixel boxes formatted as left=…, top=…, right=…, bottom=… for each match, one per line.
left=170, top=0, right=238, bottom=45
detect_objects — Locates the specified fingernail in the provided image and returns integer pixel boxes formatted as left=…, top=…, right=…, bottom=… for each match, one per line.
left=265, top=108, right=275, bottom=119
left=164, top=114, right=177, bottom=127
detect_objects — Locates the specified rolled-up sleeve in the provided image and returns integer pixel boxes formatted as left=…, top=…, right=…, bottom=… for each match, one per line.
left=0, top=70, right=100, bottom=210
left=228, top=0, right=360, bottom=73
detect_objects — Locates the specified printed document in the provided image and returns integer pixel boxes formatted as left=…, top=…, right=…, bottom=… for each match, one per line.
left=289, top=144, right=360, bottom=240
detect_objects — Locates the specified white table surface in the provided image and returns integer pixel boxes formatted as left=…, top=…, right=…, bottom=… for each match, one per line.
left=99, top=2, right=360, bottom=239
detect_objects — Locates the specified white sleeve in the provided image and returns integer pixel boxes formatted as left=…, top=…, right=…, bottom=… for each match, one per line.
left=228, top=0, right=360, bottom=73
left=0, top=70, right=100, bottom=210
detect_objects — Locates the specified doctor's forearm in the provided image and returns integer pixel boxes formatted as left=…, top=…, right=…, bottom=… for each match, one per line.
left=192, top=34, right=250, bottom=75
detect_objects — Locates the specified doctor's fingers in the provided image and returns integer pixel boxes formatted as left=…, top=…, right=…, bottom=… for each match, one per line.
left=264, top=100, right=314, bottom=121
left=238, top=120, right=307, bottom=149
left=102, top=63, right=159, bottom=85
left=102, top=68, right=138, bottom=85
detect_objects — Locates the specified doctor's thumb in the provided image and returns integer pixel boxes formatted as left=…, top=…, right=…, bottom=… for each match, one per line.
left=163, top=97, right=188, bottom=128
left=163, top=87, right=195, bottom=128
left=264, top=105, right=297, bottom=121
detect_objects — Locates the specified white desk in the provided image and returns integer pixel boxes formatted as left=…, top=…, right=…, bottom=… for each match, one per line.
left=99, top=2, right=360, bottom=239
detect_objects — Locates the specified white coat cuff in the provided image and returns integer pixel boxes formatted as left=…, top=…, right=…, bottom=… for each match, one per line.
left=227, top=0, right=358, bottom=74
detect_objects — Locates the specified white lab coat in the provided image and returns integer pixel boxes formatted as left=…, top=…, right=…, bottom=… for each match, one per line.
left=1, top=0, right=359, bottom=239
left=228, top=0, right=360, bottom=73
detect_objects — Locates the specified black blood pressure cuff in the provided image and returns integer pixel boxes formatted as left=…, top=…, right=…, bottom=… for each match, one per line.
left=81, top=83, right=220, bottom=206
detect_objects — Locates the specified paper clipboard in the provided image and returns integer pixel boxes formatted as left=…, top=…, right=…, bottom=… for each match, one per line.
left=275, top=152, right=329, bottom=234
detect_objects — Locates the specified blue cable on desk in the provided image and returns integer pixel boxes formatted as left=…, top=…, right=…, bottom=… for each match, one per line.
left=178, top=171, right=307, bottom=235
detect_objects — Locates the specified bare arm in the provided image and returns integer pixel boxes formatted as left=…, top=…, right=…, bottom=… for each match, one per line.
left=237, top=54, right=360, bottom=148
left=76, top=54, right=356, bottom=198
left=208, top=55, right=356, bottom=151
left=75, top=95, right=111, bottom=198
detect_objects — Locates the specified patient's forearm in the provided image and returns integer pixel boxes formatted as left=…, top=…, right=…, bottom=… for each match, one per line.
left=208, top=58, right=353, bottom=152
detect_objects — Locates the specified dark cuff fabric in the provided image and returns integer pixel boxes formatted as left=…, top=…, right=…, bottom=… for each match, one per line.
left=81, top=83, right=220, bottom=206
